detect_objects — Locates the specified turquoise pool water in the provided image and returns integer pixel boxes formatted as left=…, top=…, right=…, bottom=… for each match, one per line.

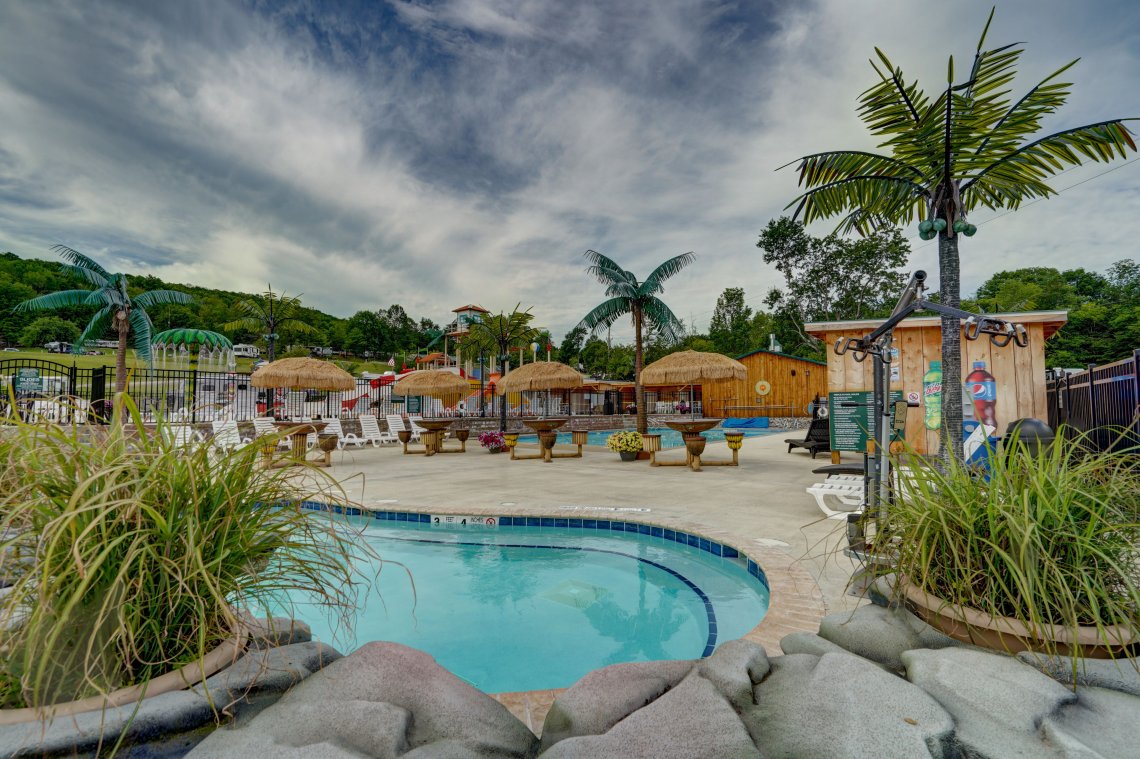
left=276, top=514, right=769, bottom=693
left=518, top=425, right=776, bottom=449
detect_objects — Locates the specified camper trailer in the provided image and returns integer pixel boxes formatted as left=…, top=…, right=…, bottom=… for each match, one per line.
left=233, top=344, right=260, bottom=359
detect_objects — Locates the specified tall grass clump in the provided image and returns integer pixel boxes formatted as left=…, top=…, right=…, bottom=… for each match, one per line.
left=882, top=429, right=1140, bottom=660
left=0, top=395, right=372, bottom=711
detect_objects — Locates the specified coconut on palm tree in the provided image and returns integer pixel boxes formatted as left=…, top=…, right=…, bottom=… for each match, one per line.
left=784, top=8, right=1136, bottom=460
left=14, top=245, right=192, bottom=393
left=458, top=307, right=541, bottom=432
left=576, top=249, right=695, bottom=434
left=224, top=285, right=316, bottom=362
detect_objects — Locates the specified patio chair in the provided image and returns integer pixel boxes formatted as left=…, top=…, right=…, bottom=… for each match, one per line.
left=806, top=477, right=864, bottom=520
left=252, top=416, right=289, bottom=449
left=785, top=417, right=830, bottom=458
left=210, top=420, right=249, bottom=451
left=163, top=423, right=205, bottom=452
left=407, top=414, right=434, bottom=440
left=322, top=417, right=365, bottom=449
left=386, top=414, right=420, bottom=442
left=359, top=414, right=396, bottom=446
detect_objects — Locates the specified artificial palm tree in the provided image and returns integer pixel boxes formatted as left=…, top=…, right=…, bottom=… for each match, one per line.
left=459, top=308, right=540, bottom=432
left=224, top=285, right=316, bottom=362
left=14, top=245, right=191, bottom=393
left=784, top=8, right=1136, bottom=460
left=576, top=250, right=695, bottom=434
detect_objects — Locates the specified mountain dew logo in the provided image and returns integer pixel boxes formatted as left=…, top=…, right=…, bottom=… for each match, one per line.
left=924, top=382, right=943, bottom=397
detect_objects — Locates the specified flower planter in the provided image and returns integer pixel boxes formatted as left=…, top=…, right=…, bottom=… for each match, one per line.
left=619, top=451, right=639, bottom=461
left=0, top=625, right=249, bottom=725
left=897, top=575, right=1138, bottom=659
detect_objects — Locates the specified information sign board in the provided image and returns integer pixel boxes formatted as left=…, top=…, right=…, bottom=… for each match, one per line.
left=15, top=368, right=41, bottom=393
left=828, top=390, right=904, bottom=452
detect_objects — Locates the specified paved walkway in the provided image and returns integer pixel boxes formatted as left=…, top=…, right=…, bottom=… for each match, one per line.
left=307, top=428, right=866, bottom=730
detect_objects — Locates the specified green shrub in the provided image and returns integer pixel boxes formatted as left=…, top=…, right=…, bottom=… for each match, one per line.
left=881, top=430, right=1140, bottom=660
left=0, top=395, right=372, bottom=710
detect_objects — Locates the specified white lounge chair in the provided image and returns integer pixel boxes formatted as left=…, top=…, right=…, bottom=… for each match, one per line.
left=807, top=478, right=865, bottom=520
left=322, top=417, right=365, bottom=449
left=211, top=420, right=249, bottom=451
left=407, top=414, right=430, bottom=439
left=359, top=414, right=396, bottom=446
left=163, top=423, right=204, bottom=452
left=251, top=416, right=290, bottom=449
left=386, top=414, right=420, bottom=442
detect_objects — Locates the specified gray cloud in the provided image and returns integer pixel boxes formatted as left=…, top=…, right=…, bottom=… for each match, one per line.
left=0, top=0, right=1137, bottom=342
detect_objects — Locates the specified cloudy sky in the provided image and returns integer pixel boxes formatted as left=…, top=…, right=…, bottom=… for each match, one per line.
left=1, top=0, right=1137, bottom=341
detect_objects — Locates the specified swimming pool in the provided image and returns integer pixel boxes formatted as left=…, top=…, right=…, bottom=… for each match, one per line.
left=518, top=426, right=777, bottom=449
left=275, top=510, right=770, bottom=693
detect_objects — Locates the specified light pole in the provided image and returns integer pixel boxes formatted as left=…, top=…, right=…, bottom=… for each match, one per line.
left=478, top=351, right=486, bottom=417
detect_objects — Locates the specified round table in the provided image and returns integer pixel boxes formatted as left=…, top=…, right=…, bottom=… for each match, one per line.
left=661, top=418, right=723, bottom=472
left=273, top=421, right=328, bottom=466
left=415, top=418, right=456, bottom=456
left=521, top=417, right=569, bottom=462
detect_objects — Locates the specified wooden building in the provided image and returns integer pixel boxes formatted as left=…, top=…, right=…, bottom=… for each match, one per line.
left=701, top=349, right=828, bottom=419
left=805, top=311, right=1067, bottom=455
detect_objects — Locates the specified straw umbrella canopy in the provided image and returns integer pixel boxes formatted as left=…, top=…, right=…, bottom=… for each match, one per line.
left=640, top=351, right=746, bottom=416
left=391, top=370, right=470, bottom=399
left=494, top=361, right=584, bottom=394
left=250, top=357, right=355, bottom=391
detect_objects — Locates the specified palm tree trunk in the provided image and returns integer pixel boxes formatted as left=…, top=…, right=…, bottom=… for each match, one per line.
left=115, top=315, right=129, bottom=395
left=633, top=308, right=647, bottom=435
left=938, top=231, right=963, bottom=465
left=499, top=354, right=508, bottom=433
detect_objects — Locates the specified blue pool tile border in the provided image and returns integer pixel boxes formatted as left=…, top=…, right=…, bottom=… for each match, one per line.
left=298, top=501, right=767, bottom=592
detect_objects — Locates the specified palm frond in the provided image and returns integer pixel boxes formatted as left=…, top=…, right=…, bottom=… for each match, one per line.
left=643, top=252, right=696, bottom=293
left=784, top=151, right=925, bottom=188
left=279, top=318, right=317, bottom=335
left=75, top=306, right=115, bottom=351
left=787, top=175, right=929, bottom=230
left=577, top=298, right=631, bottom=335
left=866, top=49, right=925, bottom=127
left=128, top=308, right=155, bottom=363
left=13, top=290, right=97, bottom=312
left=223, top=316, right=264, bottom=333
left=133, top=290, right=192, bottom=308
left=59, top=263, right=109, bottom=289
left=962, top=119, right=1138, bottom=194
left=51, top=245, right=111, bottom=280
left=640, top=297, right=685, bottom=343
left=972, top=61, right=1078, bottom=158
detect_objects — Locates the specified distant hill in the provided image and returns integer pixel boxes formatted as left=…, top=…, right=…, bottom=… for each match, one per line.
left=0, top=251, right=371, bottom=353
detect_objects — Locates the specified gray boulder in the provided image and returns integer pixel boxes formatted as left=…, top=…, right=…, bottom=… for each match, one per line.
left=1017, top=652, right=1140, bottom=697
left=867, top=573, right=900, bottom=608
left=746, top=652, right=954, bottom=758
left=241, top=613, right=313, bottom=649
left=538, top=659, right=694, bottom=752
left=779, top=632, right=894, bottom=672
left=903, top=647, right=1078, bottom=758
left=818, top=604, right=964, bottom=671
left=1042, top=685, right=1140, bottom=759
left=188, top=641, right=538, bottom=758
left=0, top=641, right=340, bottom=758
left=695, top=639, right=769, bottom=710
left=539, top=669, right=761, bottom=759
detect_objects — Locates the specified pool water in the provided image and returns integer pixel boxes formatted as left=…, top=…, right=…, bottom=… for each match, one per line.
left=518, top=426, right=777, bottom=449
left=274, top=517, right=769, bottom=693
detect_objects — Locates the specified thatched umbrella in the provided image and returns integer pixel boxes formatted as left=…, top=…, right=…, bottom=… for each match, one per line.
left=640, top=351, right=746, bottom=417
left=250, top=357, right=355, bottom=391
left=391, top=370, right=471, bottom=408
left=495, top=361, right=583, bottom=417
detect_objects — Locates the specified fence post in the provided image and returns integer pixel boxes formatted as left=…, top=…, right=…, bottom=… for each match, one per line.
left=1085, top=363, right=1099, bottom=451
left=1133, top=349, right=1140, bottom=431
left=190, top=369, right=198, bottom=424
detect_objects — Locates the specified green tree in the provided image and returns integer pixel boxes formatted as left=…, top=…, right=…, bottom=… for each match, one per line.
left=708, top=288, right=754, bottom=357
left=783, top=9, right=1136, bottom=458
left=223, top=285, right=316, bottom=362
left=757, top=217, right=910, bottom=358
left=556, top=325, right=588, bottom=367
left=576, top=249, right=695, bottom=434
left=458, top=307, right=541, bottom=431
left=20, top=316, right=80, bottom=348
left=14, top=246, right=191, bottom=392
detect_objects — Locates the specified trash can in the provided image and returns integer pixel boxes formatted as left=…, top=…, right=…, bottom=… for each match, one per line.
left=1001, top=418, right=1055, bottom=457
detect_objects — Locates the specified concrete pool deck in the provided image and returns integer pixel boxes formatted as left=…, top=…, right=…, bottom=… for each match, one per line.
left=303, top=428, right=865, bottom=732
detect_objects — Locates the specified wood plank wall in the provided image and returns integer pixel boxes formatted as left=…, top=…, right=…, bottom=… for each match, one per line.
left=702, top=351, right=828, bottom=418
left=820, top=324, right=1049, bottom=454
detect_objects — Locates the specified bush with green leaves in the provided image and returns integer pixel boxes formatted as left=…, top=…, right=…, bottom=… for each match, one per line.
left=881, top=430, right=1139, bottom=661
left=0, top=396, right=373, bottom=710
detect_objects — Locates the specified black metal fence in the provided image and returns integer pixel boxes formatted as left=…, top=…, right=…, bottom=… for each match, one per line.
left=1046, top=349, right=1140, bottom=452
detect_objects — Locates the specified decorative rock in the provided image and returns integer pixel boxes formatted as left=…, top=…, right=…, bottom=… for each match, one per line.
left=745, top=653, right=954, bottom=758
left=1042, top=686, right=1140, bottom=759
left=241, top=613, right=313, bottom=649
left=867, top=573, right=899, bottom=608
left=1017, top=652, right=1140, bottom=697
left=540, top=669, right=761, bottom=759
left=538, top=660, right=694, bottom=753
left=902, top=648, right=1078, bottom=758
left=779, top=632, right=893, bottom=672
left=695, top=639, right=769, bottom=710
left=818, top=604, right=962, bottom=671
left=0, top=641, right=341, bottom=758
left=188, top=641, right=538, bottom=758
